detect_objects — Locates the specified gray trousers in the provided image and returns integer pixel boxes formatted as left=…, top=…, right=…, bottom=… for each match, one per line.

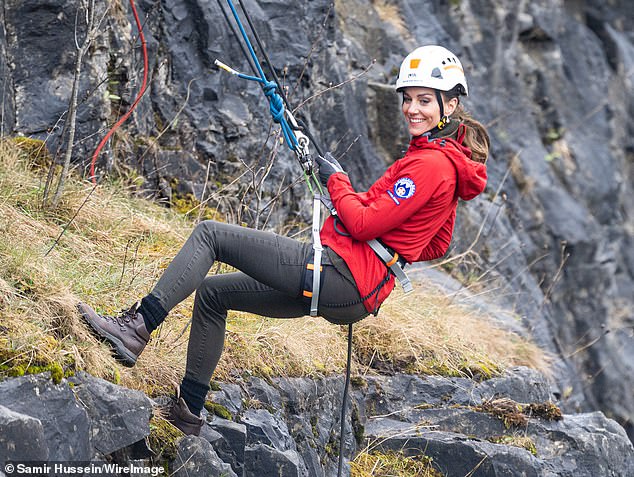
left=150, top=220, right=368, bottom=385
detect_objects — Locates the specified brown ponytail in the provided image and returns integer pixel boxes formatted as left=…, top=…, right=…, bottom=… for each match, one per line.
left=443, top=87, right=490, bottom=164
left=452, top=105, right=490, bottom=164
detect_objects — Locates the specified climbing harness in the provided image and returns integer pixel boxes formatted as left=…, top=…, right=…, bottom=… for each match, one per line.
left=215, top=1, right=412, bottom=473
left=90, top=0, right=149, bottom=183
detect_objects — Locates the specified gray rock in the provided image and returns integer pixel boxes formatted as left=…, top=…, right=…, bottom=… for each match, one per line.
left=403, top=407, right=508, bottom=438
left=0, top=405, right=48, bottom=463
left=275, top=376, right=350, bottom=475
left=244, top=443, right=301, bottom=477
left=246, top=377, right=283, bottom=411
left=210, top=382, right=243, bottom=416
left=474, top=367, right=554, bottom=404
left=359, top=373, right=478, bottom=421
left=71, top=372, right=152, bottom=456
left=527, top=412, right=634, bottom=477
left=0, top=374, right=91, bottom=460
left=204, top=416, right=247, bottom=476
left=363, top=407, right=634, bottom=477
left=242, top=408, right=296, bottom=452
left=171, top=435, right=237, bottom=477
left=365, top=418, right=545, bottom=477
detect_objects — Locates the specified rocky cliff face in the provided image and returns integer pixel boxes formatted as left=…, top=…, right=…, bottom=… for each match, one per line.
left=1, top=371, right=633, bottom=476
left=1, top=0, right=632, bottom=448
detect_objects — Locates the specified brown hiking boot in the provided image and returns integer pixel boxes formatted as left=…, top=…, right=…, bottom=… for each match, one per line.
left=77, top=302, right=150, bottom=367
left=167, top=385, right=205, bottom=436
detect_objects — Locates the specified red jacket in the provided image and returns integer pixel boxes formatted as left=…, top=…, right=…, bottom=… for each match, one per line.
left=320, top=133, right=487, bottom=313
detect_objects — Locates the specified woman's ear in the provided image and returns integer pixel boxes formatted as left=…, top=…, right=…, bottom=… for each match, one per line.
left=445, top=97, right=459, bottom=116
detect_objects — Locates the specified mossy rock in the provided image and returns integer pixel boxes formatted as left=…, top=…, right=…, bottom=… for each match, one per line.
left=204, top=400, right=233, bottom=420
left=489, top=434, right=538, bottom=456
left=0, top=362, right=71, bottom=385
left=148, top=416, right=183, bottom=461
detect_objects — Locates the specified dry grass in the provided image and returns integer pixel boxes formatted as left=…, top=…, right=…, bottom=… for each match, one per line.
left=355, top=288, right=549, bottom=378
left=351, top=450, right=442, bottom=477
left=0, top=137, right=548, bottom=397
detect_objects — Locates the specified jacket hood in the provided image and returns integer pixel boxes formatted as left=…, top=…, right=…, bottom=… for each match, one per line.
left=410, top=134, right=487, bottom=201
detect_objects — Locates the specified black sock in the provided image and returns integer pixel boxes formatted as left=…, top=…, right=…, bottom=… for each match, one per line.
left=137, top=294, right=168, bottom=333
left=180, top=377, right=210, bottom=416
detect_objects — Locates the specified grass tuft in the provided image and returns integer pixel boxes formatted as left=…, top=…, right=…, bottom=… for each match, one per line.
left=351, top=450, right=443, bottom=477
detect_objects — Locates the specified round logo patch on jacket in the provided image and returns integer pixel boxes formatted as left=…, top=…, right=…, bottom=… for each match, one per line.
left=393, top=177, right=416, bottom=199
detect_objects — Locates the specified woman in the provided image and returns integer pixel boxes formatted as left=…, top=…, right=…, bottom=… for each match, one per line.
left=78, top=45, right=489, bottom=436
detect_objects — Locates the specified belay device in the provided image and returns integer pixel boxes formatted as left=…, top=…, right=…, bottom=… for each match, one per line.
left=214, top=1, right=412, bottom=474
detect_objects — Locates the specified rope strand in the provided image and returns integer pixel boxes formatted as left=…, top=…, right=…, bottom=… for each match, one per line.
left=89, top=0, right=149, bottom=183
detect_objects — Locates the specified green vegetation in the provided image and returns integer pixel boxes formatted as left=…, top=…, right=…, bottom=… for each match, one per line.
left=489, top=434, right=538, bottom=456
left=204, top=400, right=233, bottom=420
left=148, top=415, right=183, bottom=462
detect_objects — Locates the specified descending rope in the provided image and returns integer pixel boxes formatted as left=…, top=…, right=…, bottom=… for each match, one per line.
left=338, top=324, right=354, bottom=476
left=215, top=0, right=329, bottom=199
left=89, top=0, right=149, bottom=183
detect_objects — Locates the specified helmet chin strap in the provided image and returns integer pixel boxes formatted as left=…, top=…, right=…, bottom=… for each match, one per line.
left=435, top=89, right=449, bottom=130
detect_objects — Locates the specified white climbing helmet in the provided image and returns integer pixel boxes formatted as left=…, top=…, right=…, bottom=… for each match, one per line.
left=395, top=45, right=468, bottom=95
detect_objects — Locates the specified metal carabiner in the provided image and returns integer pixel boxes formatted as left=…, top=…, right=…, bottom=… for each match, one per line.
left=286, top=109, right=312, bottom=168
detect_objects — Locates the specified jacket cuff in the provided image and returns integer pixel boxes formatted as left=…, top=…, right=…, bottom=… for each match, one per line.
left=327, top=171, right=351, bottom=189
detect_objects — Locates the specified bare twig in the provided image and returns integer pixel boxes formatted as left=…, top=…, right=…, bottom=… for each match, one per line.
left=292, top=60, right=376, bottom=113
left=289, top=2, right=334, bottom=99
left=137, top=76, right=197, bottom=164
left=431, top=154, right=516, bottom=271
left=44, top=183, right=98, bottom=256
left=119, top=239, right=132, bottom=285
left=196, top=159, right=213, bottom=223
left=540, top=241, right=570, bottom=309
left=337, top=134, right=362, bottom=161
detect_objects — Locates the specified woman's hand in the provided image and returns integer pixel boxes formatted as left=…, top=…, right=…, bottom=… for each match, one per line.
left=315, top=153, right=346, bottom=188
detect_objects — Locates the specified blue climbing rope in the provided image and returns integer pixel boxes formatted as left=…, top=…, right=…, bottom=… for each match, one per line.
left=218, top=0, right=299, bottom=151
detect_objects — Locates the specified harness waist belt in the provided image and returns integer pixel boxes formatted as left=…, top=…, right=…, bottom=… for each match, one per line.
left=367, top=239, right=413, bottom=294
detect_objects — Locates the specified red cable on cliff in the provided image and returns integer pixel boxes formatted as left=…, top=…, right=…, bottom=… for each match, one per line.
left=90, top=0, right=149, bottom=184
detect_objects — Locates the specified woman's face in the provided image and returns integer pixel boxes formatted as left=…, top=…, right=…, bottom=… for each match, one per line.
left=401, top=86, right=456, bottom=136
